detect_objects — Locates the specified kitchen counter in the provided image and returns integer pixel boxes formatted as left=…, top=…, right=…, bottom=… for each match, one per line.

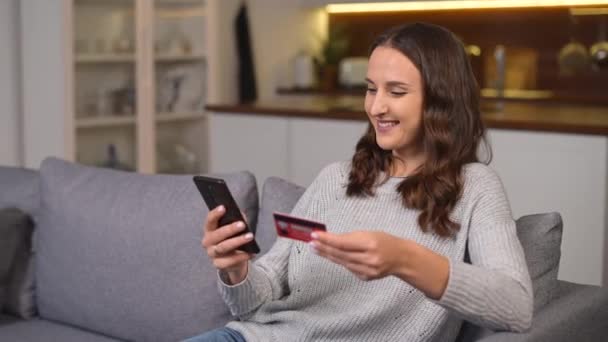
left=206, top=95, right=608, bottom=136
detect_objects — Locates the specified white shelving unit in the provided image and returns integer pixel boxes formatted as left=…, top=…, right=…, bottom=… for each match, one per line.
left=65, top=0, right=217, bottom=174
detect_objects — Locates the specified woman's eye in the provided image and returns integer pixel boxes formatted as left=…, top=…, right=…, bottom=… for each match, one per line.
left=366, top=88, right=377, bottom=93
left=391, top=91, right=406, bottom=96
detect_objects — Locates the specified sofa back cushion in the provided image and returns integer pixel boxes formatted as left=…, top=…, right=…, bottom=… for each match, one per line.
left=516, top=212, right=563, bottom=311
left=255, top=177, right=306, bottom=253
left=36, top=157, right=258, bottom=342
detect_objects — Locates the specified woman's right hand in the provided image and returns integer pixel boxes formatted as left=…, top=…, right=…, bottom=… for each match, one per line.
left=201, top=205, right=255, bottom=284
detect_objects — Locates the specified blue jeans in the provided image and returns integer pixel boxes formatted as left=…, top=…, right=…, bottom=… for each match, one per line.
left=182, top=327, right=246, bottom=342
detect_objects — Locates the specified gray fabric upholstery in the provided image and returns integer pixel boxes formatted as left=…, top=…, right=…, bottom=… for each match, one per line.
left=0, top=209, right=22, bottom=308
left=0, top=166, right=39, bottom=214
left=35, top=157, right=258, bottom=342
left=515, top=212, right=563, bottom=311
left=473, top=280, right=608, bottom=342
left=0, top=167, right=38, bottom=320
left=255, top=176, right=306, bottom=253
left=0, top=318, right=121, bottom=341
left=0, top=208, right=34, bottom=318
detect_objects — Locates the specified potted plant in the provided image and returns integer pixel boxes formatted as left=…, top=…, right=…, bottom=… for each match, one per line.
left=316, top=25, right=349, bottom=92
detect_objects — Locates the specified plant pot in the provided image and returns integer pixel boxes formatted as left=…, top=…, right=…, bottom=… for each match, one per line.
left=319, top=65, right=339, bottom=92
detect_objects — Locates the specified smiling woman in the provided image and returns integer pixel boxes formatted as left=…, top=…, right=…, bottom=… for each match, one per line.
left=187, top=22, right=532, bottom=342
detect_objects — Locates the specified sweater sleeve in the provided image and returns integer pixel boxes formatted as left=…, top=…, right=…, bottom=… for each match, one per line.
left=217, top=163, right=341, bottom=319
left=436, top=167, right=534, bottom=332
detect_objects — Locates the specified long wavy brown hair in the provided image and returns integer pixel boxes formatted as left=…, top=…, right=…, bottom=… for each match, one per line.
left=347, top=22, right=491, bottom=237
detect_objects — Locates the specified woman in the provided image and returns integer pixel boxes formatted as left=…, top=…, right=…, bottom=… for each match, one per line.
left=188, top=22, right=533, bottom=342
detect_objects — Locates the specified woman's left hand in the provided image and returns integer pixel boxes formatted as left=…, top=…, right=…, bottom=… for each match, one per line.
left=310, top=231, right=409, bottom=281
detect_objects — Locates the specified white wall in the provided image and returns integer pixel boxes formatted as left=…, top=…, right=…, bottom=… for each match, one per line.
left=249, top=0, right=326, bottom=100
left=20, top=0, right=69, bottom=169
left=0, top=0, right=22, bottom=167
left=213, top=0, right=326, bottom=103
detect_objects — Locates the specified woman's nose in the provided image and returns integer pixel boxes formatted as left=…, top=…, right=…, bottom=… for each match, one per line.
left=369, top=94, right=388, bottom=116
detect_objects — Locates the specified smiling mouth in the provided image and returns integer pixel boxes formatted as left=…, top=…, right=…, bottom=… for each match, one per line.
left=377, top=120, right=400, bottom=128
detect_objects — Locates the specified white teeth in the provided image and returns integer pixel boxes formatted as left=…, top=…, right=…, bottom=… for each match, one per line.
left=378, top=121, right=398, bottom=128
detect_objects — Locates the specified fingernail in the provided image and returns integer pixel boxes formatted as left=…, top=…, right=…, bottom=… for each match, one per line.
left=311, top=232, right=319, bottom=240
left=217, top=205, right=225, bottom=213
left=309, top=241, right=319, bottom=253
left=244, top=233, right=253, bottom=240
left=236, top=221, right=245, bottom=229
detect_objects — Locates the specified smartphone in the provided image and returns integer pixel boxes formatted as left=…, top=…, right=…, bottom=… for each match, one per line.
left=193, top=175, right=260, bottom=254
left=273, top=212, right=327, bottom=243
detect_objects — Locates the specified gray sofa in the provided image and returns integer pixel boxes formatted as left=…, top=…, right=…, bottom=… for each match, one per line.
left=0, top=157, right=607, bottom=342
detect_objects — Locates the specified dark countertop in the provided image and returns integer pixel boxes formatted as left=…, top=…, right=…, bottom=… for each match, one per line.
left=206, top=95, right=608, bottom=136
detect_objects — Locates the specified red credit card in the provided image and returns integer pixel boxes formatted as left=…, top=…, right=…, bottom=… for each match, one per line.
left=273, top=212, right=327, bottom=242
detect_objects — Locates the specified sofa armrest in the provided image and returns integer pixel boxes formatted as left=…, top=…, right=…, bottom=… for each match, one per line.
left=473, top=280, right=608, bottom=342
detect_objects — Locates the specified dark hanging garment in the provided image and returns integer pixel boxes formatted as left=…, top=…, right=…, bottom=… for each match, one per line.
left=235, top=3, right=257, bottom=104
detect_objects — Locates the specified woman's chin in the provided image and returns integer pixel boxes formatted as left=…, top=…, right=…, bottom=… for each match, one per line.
left=375, top=139, right=395, bottom=151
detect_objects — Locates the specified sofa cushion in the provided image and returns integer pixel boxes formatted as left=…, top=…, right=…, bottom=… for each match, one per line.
left=0, top=318, right=121, bottom=341
left=255, top=177, right=306, bottom=254
left=0, top=208, right=35, bottom=319
left=516, top=212, right=563, bottom=311
left=36, top=157, right=258, bottom=342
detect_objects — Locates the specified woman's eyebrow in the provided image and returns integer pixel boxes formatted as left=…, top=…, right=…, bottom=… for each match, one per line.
left=386, top=80, right=411, bottom=87
left=365, top=78, right=411, bottom=87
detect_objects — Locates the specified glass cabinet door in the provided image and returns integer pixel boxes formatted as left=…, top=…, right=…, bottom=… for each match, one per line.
left=73, top=0, right=137, bottom=171
left=153, top=0, right=208, bottom=174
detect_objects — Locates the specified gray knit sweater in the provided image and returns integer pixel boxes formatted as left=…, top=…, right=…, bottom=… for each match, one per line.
left=219, top=161, right=533, bottom=342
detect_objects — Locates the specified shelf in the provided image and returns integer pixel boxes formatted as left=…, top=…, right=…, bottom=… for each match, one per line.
left=76, top=115, right=135, bottom=129
left=156, top=111, right=207, bottom=123
left=76, top=0, right=134, bottom=7
left=75, top=54, right=205, bottom=64
left=155, top=8, right=206, bottom=19
left=155, top=53, right=206, bottom=62
left=76, top=54, right=135, bottom=64
left=156, top=0, right=206, bottom=7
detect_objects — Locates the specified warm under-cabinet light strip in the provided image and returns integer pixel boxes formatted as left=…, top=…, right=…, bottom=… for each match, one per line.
left=570, top=7, right=608, bottom=15
left=326, top=1, right=608, bottom=13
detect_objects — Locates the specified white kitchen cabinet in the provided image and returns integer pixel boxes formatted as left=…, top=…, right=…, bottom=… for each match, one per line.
left=208, top=111, right=608, bottom=286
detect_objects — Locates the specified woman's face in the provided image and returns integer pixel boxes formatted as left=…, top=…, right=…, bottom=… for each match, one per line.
left=364, top=46, right=424, bottom=159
